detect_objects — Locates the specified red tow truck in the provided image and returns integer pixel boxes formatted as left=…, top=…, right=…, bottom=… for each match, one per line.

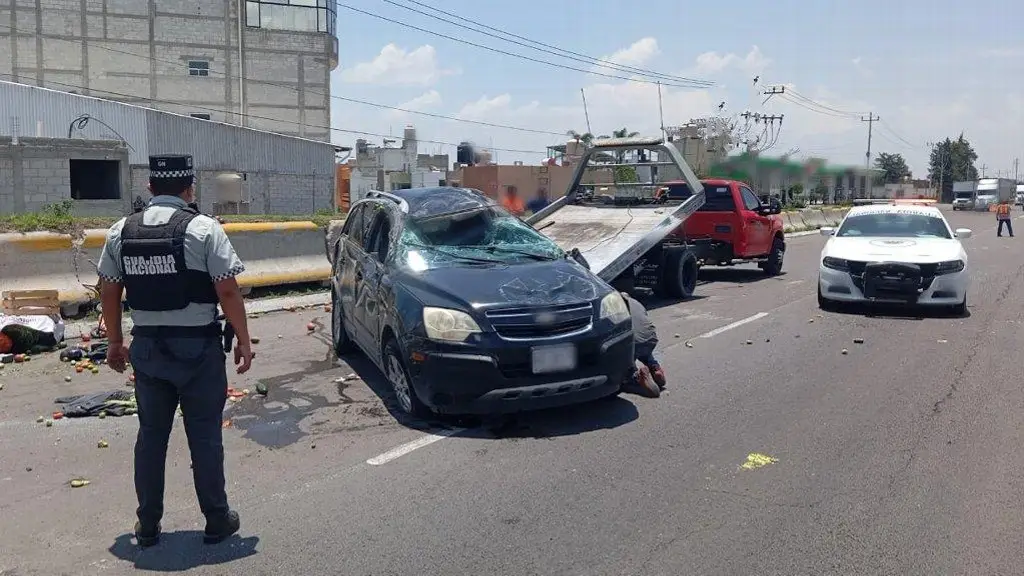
left=660, top=179, right=786, bottom=276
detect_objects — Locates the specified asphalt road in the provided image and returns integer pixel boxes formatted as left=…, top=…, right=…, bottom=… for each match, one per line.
left=2, top=207, right=1022, bottom=575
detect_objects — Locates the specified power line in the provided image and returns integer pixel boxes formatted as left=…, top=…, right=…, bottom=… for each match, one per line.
left=337, top=2, right=714, bottom=89
left=785, top=88, right=864, bottom=117
left=0, top=23, right=568, bottom=137
left=379, top=0, right=709, bottom=86
left=877, top=120, right=919, bottom=149
left=0, top=74, right=553, bottom=155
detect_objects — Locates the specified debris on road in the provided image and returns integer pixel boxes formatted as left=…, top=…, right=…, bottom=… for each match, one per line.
left=684, top=341, right=693, bottom=348
left=937, top=339, right=948, bottom=344
left=744, top=340, right=753, bottom=345
left=36, top=415, right=44, bottom=423
left=255, top=382, right=268, bottom=396
left=841, top=349, right=849, bottom=355
left=250, top=337, right=261, bottom=344
left=674, top=333, right=681, bottom=338
left=45, top=419, right=53, bottom=427
left=853, top=338, right=864, bottom=344
left=740, top=453, right=778, bottom=470
left=222, top=419, right=232, bottom=429
left=69, top=478, right=90, bottom=488
left=808, top=319, right=815, bottom=323
left=306, top=322, right=316, bottom=331
left=52, top=411, right=63, bottom=420
left=97, top=440, right=108, bottom=448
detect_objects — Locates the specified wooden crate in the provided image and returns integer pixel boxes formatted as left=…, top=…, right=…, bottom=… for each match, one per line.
left=2, top=290, right=61, bottom=317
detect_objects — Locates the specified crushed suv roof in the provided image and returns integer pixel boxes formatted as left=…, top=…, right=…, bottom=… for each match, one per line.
left=390, top=187, right=496, bottom=219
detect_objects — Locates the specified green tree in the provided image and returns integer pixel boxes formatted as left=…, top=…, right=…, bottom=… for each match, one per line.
left=874, top=152, right=912, bottom=184
left=566, top=130, right=594, bottom=147
left=928, top=134, right=978, bottom=197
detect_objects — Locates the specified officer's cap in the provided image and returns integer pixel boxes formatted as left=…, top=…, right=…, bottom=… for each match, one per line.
left=149, top=154, right=194, bottom=179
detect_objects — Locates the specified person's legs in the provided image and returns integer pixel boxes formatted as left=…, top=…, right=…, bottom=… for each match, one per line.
left=1008, top=219, right=1014, bottom=237
left=130, top=338, right=179, bottom=537
left=998, top=219, right=1006, bottom=237
left=175, top=336, right=236, bottom=541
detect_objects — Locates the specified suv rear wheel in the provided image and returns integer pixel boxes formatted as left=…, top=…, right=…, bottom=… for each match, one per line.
left=330, top=288, right=354, bottom=355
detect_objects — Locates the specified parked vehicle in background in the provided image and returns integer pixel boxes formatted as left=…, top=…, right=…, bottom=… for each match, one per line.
left=1015, top=184, right=1024, bottom=207
left=327, top=187, right=634, bottom=417
left=951, top=193, right=974, bottom=211
left=661, top=179, right=786, bottom=276
left=817, top=203, right=972, bottom=315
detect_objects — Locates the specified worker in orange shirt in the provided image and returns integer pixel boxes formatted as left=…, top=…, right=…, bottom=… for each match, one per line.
left=501, top=186, right=525, bottom=216
left=996, top=199, right=1013, bottom=237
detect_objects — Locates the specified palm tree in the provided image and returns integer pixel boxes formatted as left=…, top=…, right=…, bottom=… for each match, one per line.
left=610, top=127, right=639, bottom=163
left=566, top=129, right=594, bottom=147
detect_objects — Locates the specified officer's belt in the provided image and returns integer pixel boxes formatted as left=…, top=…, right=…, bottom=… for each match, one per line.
left=131, top=323, right=221, bottom=338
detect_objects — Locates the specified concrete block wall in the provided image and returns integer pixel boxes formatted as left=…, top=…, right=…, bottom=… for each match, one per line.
left=1, top=0, right=336, bottom=141
left=20, top=156, right=72, bottom=211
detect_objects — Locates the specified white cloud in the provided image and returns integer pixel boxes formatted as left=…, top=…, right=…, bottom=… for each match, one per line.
left=388, top=90, right=443, bottom=120
left=340, top=44, right=459, bottom=86
left=851, top=57, right=873, bottom=78
left=593, top=37, right=660, bottom=71
left=694, top=46, right=771, bottom=75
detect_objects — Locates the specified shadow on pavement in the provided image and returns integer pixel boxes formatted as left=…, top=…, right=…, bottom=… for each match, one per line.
left=696, top=267, right=782, bottom=285
left=827, top=302, right=971, bottom=321
left=108, top=532, right=259, bottom=571
left=455, top=395, right=640, bottom=440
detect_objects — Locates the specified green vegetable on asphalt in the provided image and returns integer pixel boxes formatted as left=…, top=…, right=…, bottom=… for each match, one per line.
left=255, top=382, right=269, bottom=396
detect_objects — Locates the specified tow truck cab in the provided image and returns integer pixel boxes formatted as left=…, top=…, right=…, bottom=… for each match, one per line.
left=661, top=179, right=786, bottom=274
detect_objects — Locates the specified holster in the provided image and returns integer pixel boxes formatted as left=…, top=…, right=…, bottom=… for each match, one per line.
left=216, top=314, right=236, bottom=353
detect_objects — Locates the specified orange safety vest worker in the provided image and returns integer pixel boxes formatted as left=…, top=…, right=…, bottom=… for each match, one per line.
left=996, top=203, right=1011, bottom=219
left=502, top=194, right=525, bottom=216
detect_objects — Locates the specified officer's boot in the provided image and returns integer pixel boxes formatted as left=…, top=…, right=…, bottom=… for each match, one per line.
left=204, top=510, right=241, bottom=544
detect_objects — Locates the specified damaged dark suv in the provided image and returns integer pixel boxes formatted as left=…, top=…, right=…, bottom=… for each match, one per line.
left=328, top=187, right=634, bottom=417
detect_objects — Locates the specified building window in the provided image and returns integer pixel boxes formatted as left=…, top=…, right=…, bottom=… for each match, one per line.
left=70, top=160, right=121, bottom=200
left=188, top=60, right=210, bottom=76
left=190, top=113, right=211, bottom=120
left=245, top=0, right=336, bottom=35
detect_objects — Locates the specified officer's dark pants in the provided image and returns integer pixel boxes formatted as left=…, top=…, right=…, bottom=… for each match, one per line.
left=129, top=327, right=229, bottom=528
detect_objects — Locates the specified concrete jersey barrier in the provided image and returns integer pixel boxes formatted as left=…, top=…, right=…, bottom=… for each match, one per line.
left=0, top=219, right=343, bottom=309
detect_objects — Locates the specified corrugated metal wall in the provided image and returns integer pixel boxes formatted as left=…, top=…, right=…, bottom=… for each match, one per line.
left=0, top=81, right=334, bottom=174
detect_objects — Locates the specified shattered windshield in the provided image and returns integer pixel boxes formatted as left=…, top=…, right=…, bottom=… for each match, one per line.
left=397, top=206, right=565, bottom=271
left=836, top=212, right=952, bottom=239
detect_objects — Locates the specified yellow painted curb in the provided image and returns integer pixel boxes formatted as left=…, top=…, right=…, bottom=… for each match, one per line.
left=223, top=221, right=319, bottom=233
left=3, top=230, right=106, bottom=251
left=237, top=268, right=332, bottom=288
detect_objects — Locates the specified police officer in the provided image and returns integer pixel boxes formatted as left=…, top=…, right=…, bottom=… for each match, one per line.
left=97, top=154, right=254, bottom=548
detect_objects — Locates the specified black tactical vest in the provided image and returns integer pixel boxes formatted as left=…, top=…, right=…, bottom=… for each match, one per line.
left=119, top=206, right=219, bottom=312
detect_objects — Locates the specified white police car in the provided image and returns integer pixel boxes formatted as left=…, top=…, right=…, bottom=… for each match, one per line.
left=817, top=204, right=972, bottom=314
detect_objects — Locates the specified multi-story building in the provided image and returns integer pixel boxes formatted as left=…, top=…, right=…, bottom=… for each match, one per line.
left=0, top=0, right=338, bottom=141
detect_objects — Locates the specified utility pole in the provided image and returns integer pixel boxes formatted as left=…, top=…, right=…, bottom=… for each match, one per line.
left=861, top=113, right=879, bottom=199
left=980, top=163, right=987, bottom=178
left=656, top=82, right=666, bottom=143
left=580, top=88, right=592, bottom=136
left=762, top=86, right=785, bottom=104
left=1014, top=158, right=1019, bottom=182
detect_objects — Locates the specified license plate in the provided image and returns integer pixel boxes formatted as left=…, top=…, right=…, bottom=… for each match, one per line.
left=531, top=344, right=577, bottom=374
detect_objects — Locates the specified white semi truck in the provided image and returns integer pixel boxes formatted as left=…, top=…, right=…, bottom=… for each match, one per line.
left=974, top=178, right=1015, bottom=211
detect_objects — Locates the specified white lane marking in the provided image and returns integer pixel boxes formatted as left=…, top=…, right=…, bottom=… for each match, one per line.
left=697, top=312, right=770, bottom=339
left=367, top=428, right=464, bottom=465
left=787, top=280, right=804, bottom=285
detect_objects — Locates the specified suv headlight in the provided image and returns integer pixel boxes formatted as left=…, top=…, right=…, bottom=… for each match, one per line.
left=599, top=292, right=630, bottom=324
left=422, top=307, right=481, bottom=342
left=822, top=256, right=849, bottom=271
left=935, top=260, right=965, bottom=274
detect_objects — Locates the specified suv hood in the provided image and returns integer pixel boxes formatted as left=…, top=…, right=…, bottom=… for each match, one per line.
left=397, top=258, right=606, bottom=310
left=824, top=236, right=964, bottom=263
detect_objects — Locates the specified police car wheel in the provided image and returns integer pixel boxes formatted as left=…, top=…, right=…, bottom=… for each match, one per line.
left=331, top=289, right=354, bottom=355
left=383, top=339, right=429, bottom=417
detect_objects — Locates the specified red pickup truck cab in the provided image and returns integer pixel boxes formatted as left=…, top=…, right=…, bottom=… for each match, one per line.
left=662, top=179, right=786, bottom=275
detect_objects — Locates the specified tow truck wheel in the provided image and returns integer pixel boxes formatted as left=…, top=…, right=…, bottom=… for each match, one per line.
left=662, top=249, right=698, bottom=299
left=762, top=237, right=785, bottom=276
left=330, top=288, right=354, bottom=355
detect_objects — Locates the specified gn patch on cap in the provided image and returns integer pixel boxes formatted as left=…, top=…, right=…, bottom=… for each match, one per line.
left=149, top=154, right=194, bottom=179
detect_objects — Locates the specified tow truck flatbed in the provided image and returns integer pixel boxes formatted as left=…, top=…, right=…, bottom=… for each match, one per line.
left=526, top=137, right=706, bottom=296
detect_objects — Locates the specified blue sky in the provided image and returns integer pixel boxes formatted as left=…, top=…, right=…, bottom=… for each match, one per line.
left=329, top=0, right=1024, bottom=178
